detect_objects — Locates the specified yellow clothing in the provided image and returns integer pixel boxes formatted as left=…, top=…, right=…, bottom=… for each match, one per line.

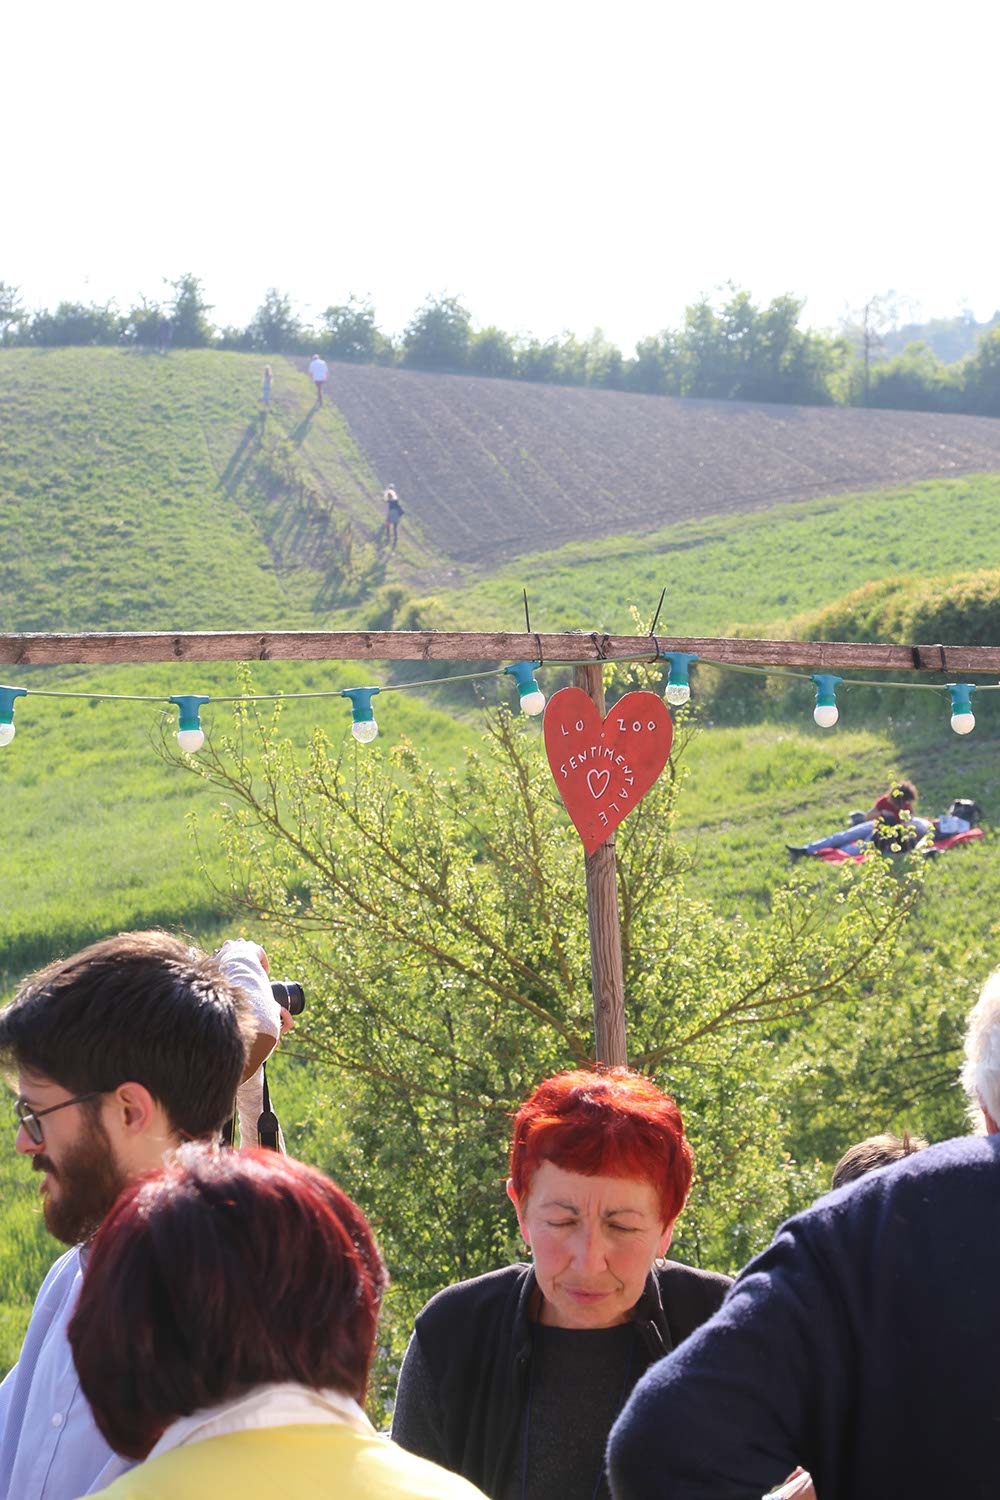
left=87, top=1424, right=487, bottom=1500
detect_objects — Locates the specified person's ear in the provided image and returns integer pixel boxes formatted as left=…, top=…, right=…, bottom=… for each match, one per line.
left=106, top=1082, right=159, bottom=1138
left=507, top=1178, right=531, bottom=1246
left=656, top=1220, right=675, bottom=1260
left=979, top=1094, right=1000, bottom=1135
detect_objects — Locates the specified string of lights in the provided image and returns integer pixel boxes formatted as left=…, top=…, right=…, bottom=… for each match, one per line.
left=0, top=647, right=996, bottom=751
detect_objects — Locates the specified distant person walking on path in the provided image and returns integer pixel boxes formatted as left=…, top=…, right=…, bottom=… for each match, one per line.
left=261, top=364, right=272, bottom=410
left=384, top=485, right=404, bottom=547
left=308, top=353, right=329, bottom=406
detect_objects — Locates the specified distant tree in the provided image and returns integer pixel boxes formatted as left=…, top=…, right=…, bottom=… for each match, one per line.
left=122, top=296, right=163, bottom=348
left=582, top=328, right=625, bottom=388
left=511, top=338, right=552, bottom=382
left=719, top=287, right=759, bottom=396
left=683, top=295, right=732, bottom=398
left=0, top=283, right=26, bottom=345
left=743, top=295, right=838, bottom=405
left=28, top=301, right=122, bottom=346
left=217, top=325, right=254, bottom=351
left=402, top=294, right=471, bottom=371
left=867, top=341, right=960, bottom=413
left=249, top=288, right=303, bottom=353
left=321, top=296, right=382, bottom=363
left=625, top=333, right=683, bottom=395
left=960, top=327, right=1000, bottom=416
left=167, top=273, right=214, bottom=347
left=550, top=331, right=588, bottom=386
left=776, top=325, right=841, bottom=406
left=467, top=325, right=516, bottom=378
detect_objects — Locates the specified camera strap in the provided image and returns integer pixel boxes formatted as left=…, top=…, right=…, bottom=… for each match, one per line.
left=256, top=1062, right=281, bottom=1151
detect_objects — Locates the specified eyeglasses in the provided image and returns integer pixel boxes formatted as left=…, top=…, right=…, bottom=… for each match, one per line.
left=15, top=1092, right=101, bottom=1146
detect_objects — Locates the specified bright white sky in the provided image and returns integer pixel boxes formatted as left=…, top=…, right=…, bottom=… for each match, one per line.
left=5, top=0, right=998, bottom=351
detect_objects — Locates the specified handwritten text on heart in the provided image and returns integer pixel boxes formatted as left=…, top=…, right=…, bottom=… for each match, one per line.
left=543, top=688, right=673, bottom=855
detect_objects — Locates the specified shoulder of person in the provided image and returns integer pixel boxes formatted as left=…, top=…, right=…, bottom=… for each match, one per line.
left=656, top=1258, right=733, bottom=1320
left=415, top=1262, right=530, bottom=1340
left=364, top=1434, right=490, bottom=1497
left=36, top=1243, right=85, bottom=1311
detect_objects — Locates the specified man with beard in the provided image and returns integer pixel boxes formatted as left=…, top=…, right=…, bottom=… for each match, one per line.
left=0, top=930, right=256, bottom=1500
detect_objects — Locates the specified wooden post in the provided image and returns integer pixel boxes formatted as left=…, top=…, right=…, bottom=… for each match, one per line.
left=573, top=663, right=628, bottom=1067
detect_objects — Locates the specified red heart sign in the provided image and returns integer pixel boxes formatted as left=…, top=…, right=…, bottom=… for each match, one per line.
left=543, top=688, right=674, bottom=855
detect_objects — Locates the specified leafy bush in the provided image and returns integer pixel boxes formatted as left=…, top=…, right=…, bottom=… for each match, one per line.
left=173, top=689, right=920, bottom=1407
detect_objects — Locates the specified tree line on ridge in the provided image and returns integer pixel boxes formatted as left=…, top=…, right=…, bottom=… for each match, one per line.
left=3, top=275, right=1000, bottom=418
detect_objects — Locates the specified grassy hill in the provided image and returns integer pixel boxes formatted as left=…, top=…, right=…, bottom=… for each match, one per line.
left=2, top=342, right=1000, bottom=966
left=2, top=345, right=1000, bottom=1371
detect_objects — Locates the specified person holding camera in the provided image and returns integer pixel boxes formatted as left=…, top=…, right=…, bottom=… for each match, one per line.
left=215, top=939, right=296, bottom=1153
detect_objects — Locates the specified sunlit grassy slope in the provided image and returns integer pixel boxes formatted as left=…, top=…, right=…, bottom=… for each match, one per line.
left=420, top=472, right=1000, bottom=635
left=2, top=347, right=999, bottom=1371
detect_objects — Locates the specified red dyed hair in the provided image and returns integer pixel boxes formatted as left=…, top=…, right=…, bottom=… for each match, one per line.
left=509, top=1068, right=693, bottom=1227
left=68, top=1145, right=387, bottom=1460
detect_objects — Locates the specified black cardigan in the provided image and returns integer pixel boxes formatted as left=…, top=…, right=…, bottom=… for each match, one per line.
left=392, top=1260, right=731, bottom=1498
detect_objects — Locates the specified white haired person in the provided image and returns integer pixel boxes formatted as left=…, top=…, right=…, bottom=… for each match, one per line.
left=961, top=966, right=1000, bottom=1133
left=308, top=352, right=329, bottom=405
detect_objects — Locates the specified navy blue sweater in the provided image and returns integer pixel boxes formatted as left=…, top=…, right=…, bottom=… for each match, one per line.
left=608, top=1134, right=1000, bottom=1500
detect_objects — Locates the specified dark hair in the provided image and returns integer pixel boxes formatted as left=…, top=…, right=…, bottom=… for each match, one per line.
left=831, top=1130, right=929, bottom=1190
left=509, top=1069, right=693, bottom=1227
left=69, top=1145, right=387, bottom=1459
left=891, top=779, right=918, bottom=806
left=0, top=931, right=252, bottom=1138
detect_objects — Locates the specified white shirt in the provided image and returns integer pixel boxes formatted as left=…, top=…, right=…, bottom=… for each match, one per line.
left=308, top=358, right=328, bottom=382
left=0, top=1247, right=132, bottom=1499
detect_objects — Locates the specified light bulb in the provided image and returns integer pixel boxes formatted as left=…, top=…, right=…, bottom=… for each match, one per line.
left=0, top=723, right=15, bottom=747
left=351, top=718, right=379, bottom=743
left=519, top=689, right=546, bottom=717
left=951, top=712, right=975, bottom=736
left=665, top=683, right=691, bottom=706
left=176, top=728, right=205, bottom=753
left=813, top=704, right=839, bottom=728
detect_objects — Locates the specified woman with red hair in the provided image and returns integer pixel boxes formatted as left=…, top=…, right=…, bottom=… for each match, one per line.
left=392, top=1068, right=730, bottom=1500
left=68, top=1146, right=486, bottom=1500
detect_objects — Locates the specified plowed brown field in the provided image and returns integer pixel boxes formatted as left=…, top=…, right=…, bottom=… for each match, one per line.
left=320, top=363, right=1000, bottom=566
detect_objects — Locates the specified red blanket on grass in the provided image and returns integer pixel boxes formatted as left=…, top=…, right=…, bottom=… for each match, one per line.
left=816, top=827, right=985, bottom=865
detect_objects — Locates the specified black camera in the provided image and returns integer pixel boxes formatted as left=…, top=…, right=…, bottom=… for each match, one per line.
left=270, top=980, right=305, bottom=1016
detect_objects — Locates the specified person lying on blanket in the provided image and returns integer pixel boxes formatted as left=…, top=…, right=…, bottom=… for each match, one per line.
left=786, top=779, right=918, bottom=858
left=787, top=789, right=980, bottom=860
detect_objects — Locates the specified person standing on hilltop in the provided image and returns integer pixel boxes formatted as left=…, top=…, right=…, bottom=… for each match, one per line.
left=308, top=352, right=329, bottom=406
left=383, top=485, right=404, bottom=547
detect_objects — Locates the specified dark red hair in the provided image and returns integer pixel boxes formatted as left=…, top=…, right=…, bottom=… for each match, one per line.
left=68, top=1145, right=387, bottom=1460
left=509, top=1068, right=693, bottom=1226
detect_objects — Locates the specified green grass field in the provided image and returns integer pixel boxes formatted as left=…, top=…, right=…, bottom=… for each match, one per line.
left=2, top=346, right=999, bottom=1374
left=421, top=472, right=1000, bottom=635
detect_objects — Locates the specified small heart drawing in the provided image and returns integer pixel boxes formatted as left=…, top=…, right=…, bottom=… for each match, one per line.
left=543, top=688, right=674, bottom=855
left=587, top=768, right=611, bottom=800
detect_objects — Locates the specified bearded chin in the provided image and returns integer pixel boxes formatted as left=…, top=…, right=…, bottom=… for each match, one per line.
left=40, top=1125, right=129, bottom=1246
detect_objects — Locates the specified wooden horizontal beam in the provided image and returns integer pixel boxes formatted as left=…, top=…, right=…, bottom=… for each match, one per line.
left=0, top=630, right=998, bottom=674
